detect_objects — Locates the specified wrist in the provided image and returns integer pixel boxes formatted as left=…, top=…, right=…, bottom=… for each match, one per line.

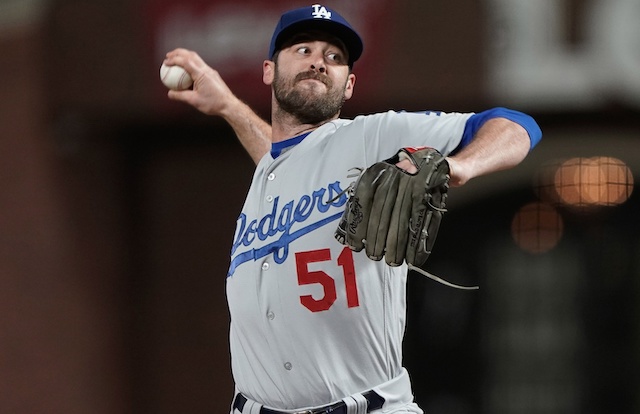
left=217, top=95, right=245, bottom=119
left=446, top=157, right=471, bottom=187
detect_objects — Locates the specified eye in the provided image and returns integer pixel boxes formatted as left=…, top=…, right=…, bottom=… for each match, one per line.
left=296, top=46, right=311, bottom=55
left=327, top=52, right=345, bottom=64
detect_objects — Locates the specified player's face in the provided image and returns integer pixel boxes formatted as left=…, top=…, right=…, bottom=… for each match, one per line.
left=264, top=35, right=356, bottom=124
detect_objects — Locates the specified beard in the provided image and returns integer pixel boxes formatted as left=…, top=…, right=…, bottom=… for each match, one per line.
left=273, top=66, right=347, bottom=125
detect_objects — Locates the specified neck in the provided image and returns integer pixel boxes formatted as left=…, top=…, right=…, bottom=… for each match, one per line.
left=271, top=124, right=320, bottom=143
left=270, top=108, right=340, bottom=143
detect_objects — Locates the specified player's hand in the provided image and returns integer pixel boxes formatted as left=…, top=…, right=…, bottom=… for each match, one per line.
left=394, top=158, right=417, bottom=174
left=163, top=48, right=240, bottom=117
left=398, top=156, right=468, bottom=187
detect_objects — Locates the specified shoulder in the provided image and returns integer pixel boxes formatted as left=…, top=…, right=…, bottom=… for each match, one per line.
left=351, top=110, right=475, bottom=124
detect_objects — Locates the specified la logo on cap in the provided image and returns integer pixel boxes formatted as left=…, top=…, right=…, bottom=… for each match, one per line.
left=311, top=4, right=332, bottom=20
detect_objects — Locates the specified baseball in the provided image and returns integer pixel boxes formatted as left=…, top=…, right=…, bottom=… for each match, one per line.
left=160, top=63, right=193, bottom=91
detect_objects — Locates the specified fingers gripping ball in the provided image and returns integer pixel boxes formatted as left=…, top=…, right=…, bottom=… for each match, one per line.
left=335, top=147, right=450, bottom=269
left=160, top=63, right=193, bottom=91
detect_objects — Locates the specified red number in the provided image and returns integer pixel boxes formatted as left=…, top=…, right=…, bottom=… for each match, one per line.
left=296, top=249, right=336, bottom=312
left=338, top=248, right=359, bottom=308
left=295, top=247, right=359, bottom=312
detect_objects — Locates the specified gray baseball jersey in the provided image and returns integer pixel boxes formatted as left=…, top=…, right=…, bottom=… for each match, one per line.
left=227, top=110, right=473, bottom=409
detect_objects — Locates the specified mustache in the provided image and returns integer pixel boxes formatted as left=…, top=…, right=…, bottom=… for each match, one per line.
left=294, top=71, right=331, bottom=87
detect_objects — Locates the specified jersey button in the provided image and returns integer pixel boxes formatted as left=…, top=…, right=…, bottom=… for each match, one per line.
left=266, top=195, right=274, bottom=203
left=261, top=262, right=270, bottom=271
left=284, top=362, right=292, bottom=371
left=267, top=311, right=275, bottom=320
left=267, top=173, right=276, bottom=181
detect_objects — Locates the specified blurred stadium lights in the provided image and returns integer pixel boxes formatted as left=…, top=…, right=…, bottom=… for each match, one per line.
left=511, top=156, right=634, bottom=254
left=535, top=156, right=634, bottom=209
left=552, top=157, right=634, bottom=207
left=511, top=202, right=564, bottom=254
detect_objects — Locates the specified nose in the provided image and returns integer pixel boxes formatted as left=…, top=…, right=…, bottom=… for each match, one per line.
left=309, top=51, right=326, bottom=73
left=310, top=64, right=326, bottom=73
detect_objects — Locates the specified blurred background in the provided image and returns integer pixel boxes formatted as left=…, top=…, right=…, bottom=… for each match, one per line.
left=0, top=0, right=638, bottom=413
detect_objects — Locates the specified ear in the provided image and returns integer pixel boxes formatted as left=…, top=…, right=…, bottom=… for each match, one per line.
left=263, top=60, right=275, bottom=85
left=343, top=73, right=356, bottom=100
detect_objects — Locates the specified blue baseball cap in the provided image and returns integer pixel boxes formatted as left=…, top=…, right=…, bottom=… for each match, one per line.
left=268, top=4, right=364, bottom=67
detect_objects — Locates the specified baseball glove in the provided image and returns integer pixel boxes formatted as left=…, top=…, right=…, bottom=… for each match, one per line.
left=335, top=147, right=478, bottom=290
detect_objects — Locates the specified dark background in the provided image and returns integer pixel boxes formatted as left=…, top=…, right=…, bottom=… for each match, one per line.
left=1, top=0, right=638, bottom=413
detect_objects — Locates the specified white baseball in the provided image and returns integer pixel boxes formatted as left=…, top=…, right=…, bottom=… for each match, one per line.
left=160, top=63, right=193, bottom=91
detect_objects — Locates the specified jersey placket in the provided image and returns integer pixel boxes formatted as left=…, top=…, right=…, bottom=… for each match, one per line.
left=256, top=162, right=298, bottom=381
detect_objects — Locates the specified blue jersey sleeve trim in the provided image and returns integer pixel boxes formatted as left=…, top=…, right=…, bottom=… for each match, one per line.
left=456, top=107, right=542, bottom=153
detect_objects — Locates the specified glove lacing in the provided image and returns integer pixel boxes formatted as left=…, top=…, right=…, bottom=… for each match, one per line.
left=407, top=265, right=479, bottom=290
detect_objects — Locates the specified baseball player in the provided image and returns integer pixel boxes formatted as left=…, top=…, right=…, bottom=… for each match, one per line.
left=164, top=4, right=542, bottom=414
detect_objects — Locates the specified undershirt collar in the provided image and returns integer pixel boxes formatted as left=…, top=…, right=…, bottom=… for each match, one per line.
left=270, top=132, right=312, bottom=159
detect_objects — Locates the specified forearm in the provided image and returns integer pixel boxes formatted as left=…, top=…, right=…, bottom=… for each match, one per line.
left=220, top=98, right=272, bottom=164
left=164, top=48, right=272, bottom=165
left=447, top=117, right=531, bottom=186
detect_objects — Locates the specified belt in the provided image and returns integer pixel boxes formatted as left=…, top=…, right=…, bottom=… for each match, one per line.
left=233, top=391, right=385, bottom=414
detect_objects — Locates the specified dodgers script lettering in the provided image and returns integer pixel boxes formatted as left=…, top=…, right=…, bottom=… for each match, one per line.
left=228, top=181, right=348, bottom=276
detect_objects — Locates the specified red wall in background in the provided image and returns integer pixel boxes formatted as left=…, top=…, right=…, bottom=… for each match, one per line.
left=142, top=0, right=398, bottom=115
left=2, top=1, right=638, bottom=413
